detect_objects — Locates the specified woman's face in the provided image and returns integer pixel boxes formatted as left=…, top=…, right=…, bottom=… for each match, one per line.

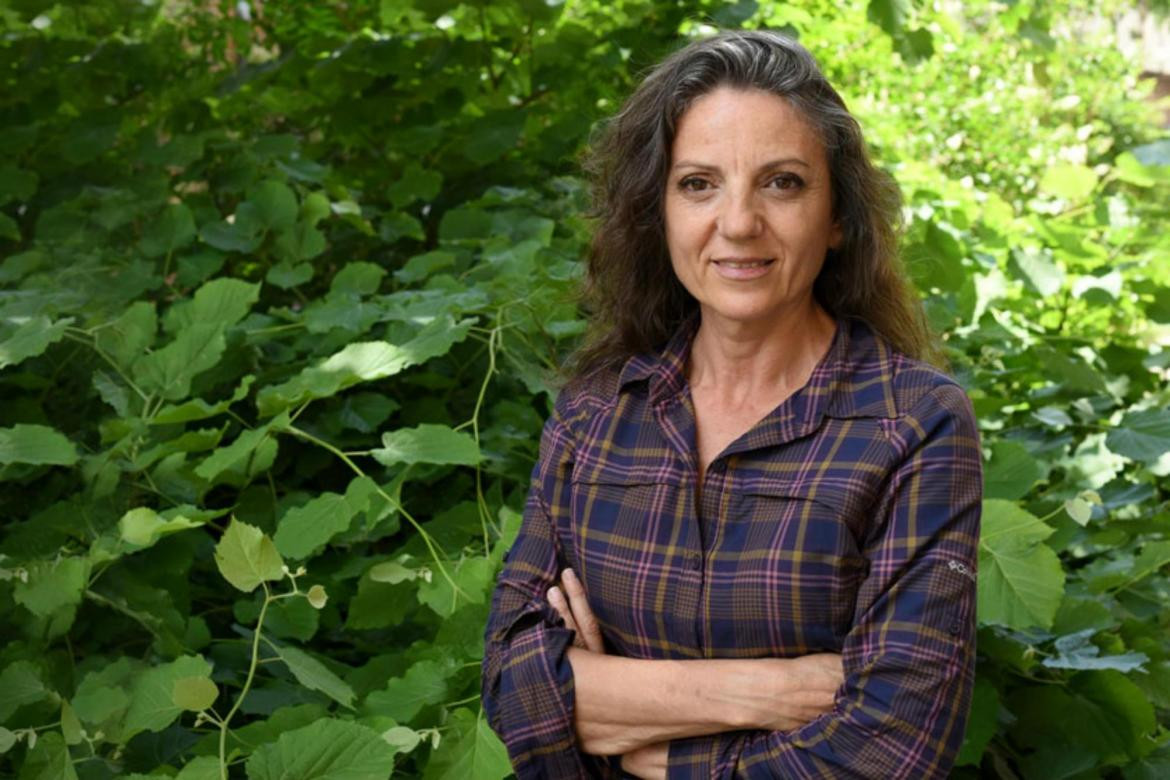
left=663, top=86, right=841, bottom=328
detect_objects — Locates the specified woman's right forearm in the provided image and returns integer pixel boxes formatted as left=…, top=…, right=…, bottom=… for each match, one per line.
left=567, top=648, right=839, bottom=755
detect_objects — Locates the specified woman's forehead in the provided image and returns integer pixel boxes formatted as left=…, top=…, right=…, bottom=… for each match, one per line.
left=671, top=87, right=828, bottom=168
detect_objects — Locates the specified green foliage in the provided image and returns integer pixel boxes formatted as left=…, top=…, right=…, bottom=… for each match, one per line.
left=0, top=0, right=1168, bottom=777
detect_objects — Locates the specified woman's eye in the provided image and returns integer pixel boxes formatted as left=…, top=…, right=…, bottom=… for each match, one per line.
left=679, top=177, right=710, bottom=192
left=768, top=174, right=804, bottom=190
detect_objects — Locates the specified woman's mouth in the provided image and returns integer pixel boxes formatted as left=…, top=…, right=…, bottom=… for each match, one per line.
left=712, top=258, right=775, bottom=280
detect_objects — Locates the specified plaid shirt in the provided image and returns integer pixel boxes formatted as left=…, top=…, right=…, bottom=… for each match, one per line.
left=482, top=313, right=982, bottom=779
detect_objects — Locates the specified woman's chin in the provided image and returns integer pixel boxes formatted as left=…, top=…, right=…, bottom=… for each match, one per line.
left=697, top=298, right=796, bottom=328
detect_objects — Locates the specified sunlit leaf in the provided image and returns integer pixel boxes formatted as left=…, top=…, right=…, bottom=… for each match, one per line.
left=214, top=519, right=285, bottom=593
left=977, top=499, right=1065, bottom=630
left=246, top=719, right=396, bottom=780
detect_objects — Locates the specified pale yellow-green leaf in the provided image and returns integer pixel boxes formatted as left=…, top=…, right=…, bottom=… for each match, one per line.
left=306, top=584, right=328, bottom=609
left=119, top=507, right=203, bottom=548
left=214, top=519, right=285, bottom=593
left=172, top=676, right=218, bottom=712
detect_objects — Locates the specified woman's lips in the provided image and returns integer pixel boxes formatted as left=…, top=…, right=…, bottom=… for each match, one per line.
left=711, top=258, right=775, bottom=280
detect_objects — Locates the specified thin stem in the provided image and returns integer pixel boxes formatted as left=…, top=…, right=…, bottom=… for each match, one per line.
left=282, top=424, right=464, bottom=601
left=469, top=310, right=502, bottom=553
left=219, top=582, right=272, bottom=780
left=61, top=331, right=150, bottom=403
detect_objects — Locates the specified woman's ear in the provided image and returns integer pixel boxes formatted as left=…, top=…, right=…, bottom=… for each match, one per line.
left=829, top=221, right=843, bottom=250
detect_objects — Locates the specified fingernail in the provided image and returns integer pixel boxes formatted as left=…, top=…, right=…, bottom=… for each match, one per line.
left=564, top=568, right=576, bottom=582
left=548, top=586, right=560, bottom=599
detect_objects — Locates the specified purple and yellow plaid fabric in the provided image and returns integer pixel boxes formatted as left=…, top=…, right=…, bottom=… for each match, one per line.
left=482, top=313, right=983, bottom=779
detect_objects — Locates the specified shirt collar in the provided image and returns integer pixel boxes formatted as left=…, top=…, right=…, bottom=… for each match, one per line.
left=617, top=311, right=899, bottom=421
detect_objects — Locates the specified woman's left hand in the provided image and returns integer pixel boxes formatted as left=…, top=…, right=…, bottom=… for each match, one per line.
left=548, top=569, right=668, bottom=779
left=547, top=568, right=606, bottom=654
left=620, top=741, right=669, bottom=779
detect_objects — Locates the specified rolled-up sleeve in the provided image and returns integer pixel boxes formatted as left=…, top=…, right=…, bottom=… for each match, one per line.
left=482, top=403, right=602, bottom=779
left=667, top=382, right=983, bottom=779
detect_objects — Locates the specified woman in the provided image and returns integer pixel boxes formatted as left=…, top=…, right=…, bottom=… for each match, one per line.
left=482, top=29, right=982, bottom=780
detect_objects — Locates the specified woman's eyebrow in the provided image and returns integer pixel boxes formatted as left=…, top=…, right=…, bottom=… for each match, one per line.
left=670, top=157, right=812, bottom=171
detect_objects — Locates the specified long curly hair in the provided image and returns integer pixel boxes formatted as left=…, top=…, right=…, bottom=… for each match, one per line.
left=567, top=29, right=942, bottom=380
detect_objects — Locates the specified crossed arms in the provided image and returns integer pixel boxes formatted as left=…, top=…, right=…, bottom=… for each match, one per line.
left=482, top=383, right=982, bottom=779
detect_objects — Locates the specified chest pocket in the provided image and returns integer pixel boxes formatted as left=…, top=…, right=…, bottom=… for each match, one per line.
left=564, top=464, right=693, bottom=657
left=714, top=476, right=869, bottom=652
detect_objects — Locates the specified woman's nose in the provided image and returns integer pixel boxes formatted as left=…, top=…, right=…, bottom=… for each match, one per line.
left=716, top=189, right=763, bottom=240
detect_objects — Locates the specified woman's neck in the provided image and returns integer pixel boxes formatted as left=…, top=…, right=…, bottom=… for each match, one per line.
left=686, top=299, right=838, bottom=405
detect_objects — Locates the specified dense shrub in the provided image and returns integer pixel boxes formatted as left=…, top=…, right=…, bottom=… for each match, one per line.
left=1, top=0, right=1168, bottom=777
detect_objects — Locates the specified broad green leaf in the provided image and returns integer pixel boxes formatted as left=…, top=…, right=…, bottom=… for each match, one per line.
left=60, top=700, right=83, bottom=745
left=164, top=277, right=261, bottom=333
left=172, top=677, right=218, bottom=711
left=274, top=493, right=356, bottom=560
left=71, top=684, right=128, bottom=726
left=417, top=557, right=494, bottom=617
left=0, top=316, right=70, bottom=370
left=1041, top=629, right=1148, bottom=672
left=0, top=212, right=19, bottom=241
left=867, top=0, right=910, bottom=34
left=1130, top=541, right=1170, bottom=584
left=1106, top=409, right=1170, bottom=463
left=195, top=413, right=285, bottom=482
left=140, top=203, right=196, bottom=257
left=214, top=519, right=285, bottom=593
left=395, top=250, right=456, bottom=284
left=200, top=216, right=262, bottom=253
left=123, top=655, right=212, bottom=737
left=93, top=370, right=130, bottom=416
left=371, top=424, right=481, bottom=468
left=176, top=756, right=221, bottom=780
left=152, top=375, right=255, bottom=425
left=245, top=719, right=396, bottom=780
left=18, top=732, right=78, bottom=780
left=119, top=507, right=203, bottom=548
left=266, top=260, right=313, bottom=289
left=95, top=301, right=157, bottom=368
left=248, top=179, right=298, bottom=233
left=1009, top=247, right=1064, bottom=297
left=983, top=441, right=1043, bottom=501
left=491, top=506, right=523, bottom=564
left=0, top=727, right=15, bottom=754
left=273, top=219, right=326, bottom=261
left=13, top=557, right=89, bottom=617
left=423, top=708, right=510, bottom=780
left=955, top=677, right=999, bottom=766
left=330, top=262, right=386, bottom=296
left=132, top=323, right=226, bottom=401
left=256, top=316, right=473, bottom=416
left=192, top=703, right=327, bottom=764
left=0, top=424, right=78, bottom=466
left=438, top=208, right=492, bottom=241
left=246, top=594, right=320, bottom=641
left=463, top=113, right=524, bottom=165
left=911, top=222, right=966, bottom=292
left=364, top=659, right=452, bottom=722
left=0, top=164, right=38, bottom=204
left=388, top=163, right=443, bottom=208
left=265, top=641, right=355, bottom=709
left=0, top=661, right=49, bottom=723
left=977, top=499, right=1065, bottom=630
left=1040, top=163, right=1098, bottom=200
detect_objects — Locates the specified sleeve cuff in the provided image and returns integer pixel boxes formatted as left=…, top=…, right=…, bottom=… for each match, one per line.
left=483, top=597, right=591, bottom=779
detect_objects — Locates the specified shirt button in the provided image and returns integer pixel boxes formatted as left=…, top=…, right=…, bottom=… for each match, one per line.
left=949, top=620, right=962, bottom=636
left=689, top=552, right=702, bottom=571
